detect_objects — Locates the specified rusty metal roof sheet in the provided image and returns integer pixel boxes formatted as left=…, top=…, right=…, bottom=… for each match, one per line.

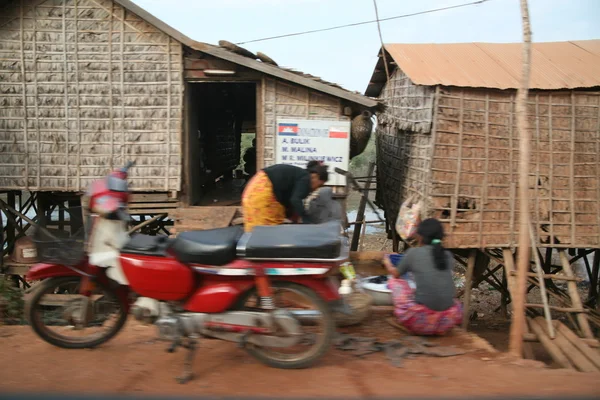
left=366, top=40, right=600, bottom=96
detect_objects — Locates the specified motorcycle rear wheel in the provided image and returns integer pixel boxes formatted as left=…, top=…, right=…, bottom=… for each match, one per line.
left=26, top=276, right=128, bottom=349
left=233, top=281, right=335, bottom=369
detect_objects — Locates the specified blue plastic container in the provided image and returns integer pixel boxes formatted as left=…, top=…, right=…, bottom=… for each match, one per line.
left=385, top=253, right=415, bottom=290
left=387, top=253, right=404, bottom=266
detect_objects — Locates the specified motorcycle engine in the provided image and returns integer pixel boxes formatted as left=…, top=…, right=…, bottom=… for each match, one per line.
left=156, top=315, right=180, bottom=341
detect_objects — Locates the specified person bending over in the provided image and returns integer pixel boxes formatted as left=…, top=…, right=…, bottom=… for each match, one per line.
left=241, top=161, right=328, bottom=232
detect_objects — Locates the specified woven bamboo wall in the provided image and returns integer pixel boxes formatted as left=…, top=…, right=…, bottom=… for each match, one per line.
left=430, top=87, right=600, bottom=249
left=0, top=0, right=183, bottom=192
left=374, top=69, right=436, bottom=223
left=263, top=77, right=347, bottom=166
left=377, top=68, right=435, bottom=134
left=375, top=125, right=433, bottom=225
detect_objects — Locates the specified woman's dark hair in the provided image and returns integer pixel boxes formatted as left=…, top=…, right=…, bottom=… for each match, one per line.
left=416, top=218, right=447, bottom=271
left=306, top=161, right=329, bottom=182
left=306, top=160, right=320, bottom=169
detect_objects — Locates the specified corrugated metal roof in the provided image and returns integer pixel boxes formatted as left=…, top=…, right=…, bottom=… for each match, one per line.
left=366, top=40, right=600, bottom=95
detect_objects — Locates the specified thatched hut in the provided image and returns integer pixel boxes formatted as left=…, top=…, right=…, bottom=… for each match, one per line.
left=0, top=0, right=379, bottom=246
left=366, top=41, right=600, bottom=251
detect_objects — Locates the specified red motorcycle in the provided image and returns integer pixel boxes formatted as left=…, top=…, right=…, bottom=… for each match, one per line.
left=25, top=162, right=349, bottom=383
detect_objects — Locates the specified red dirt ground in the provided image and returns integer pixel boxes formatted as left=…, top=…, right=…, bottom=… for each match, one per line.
left=1, top=310, right=599, bottom=398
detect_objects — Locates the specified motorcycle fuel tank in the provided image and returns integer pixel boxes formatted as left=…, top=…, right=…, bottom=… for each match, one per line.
left=120, top=254, right=195, bottom=301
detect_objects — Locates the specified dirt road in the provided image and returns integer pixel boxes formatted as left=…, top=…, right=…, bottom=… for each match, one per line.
left=1, top=315, right=598, bottom=398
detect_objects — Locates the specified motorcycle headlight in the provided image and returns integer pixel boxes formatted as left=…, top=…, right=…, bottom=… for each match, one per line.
left=93, top=195, right=123, bottom=216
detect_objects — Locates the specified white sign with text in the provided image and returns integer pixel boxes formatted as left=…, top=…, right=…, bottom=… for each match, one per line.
left=275, top=118, right=351, bottom=186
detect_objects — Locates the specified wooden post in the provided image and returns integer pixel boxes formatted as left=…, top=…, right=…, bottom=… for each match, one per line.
left=500, top=267, right=508, bottom=319
left=5, top=191, right=16, bottom=255
left=68, top=198, right=83, bottom=234
left=350, top=162, right=375, bottom=251
left=589, top=250, right=600, bottom=304
left=510, top=0, right=533, bottom=359
left=462, top=249, right=477, bottom=330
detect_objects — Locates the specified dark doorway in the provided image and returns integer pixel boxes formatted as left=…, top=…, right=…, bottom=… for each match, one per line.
left=187, top=82, right=257, bottom=206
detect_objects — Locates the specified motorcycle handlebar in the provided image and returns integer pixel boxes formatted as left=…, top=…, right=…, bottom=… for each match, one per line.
left=334, top=167, right=348, bottom=176
left=116, top=208, right=131, bottom=224
left=121, top=160, right=136, bottom=173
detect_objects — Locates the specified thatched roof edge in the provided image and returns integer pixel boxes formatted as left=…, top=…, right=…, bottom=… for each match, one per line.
left=114, top=0, right=380, bottom=109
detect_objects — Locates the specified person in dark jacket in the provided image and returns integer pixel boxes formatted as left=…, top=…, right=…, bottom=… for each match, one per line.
left=241, top=161, right=328, bottom=232
left=243, top=138, right=257, bottom=178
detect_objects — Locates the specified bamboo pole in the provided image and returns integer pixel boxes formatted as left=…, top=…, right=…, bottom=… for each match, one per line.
left=558, top=251, right=594, bottom=338
left=462, top=249, right=477, bottom=330
left=509, top=0, right=533, bottom=358
left=529, top=223, right=554, bottom=338
left=555, top=321, right=600, bottom=369
left=540, top=318, right=598, bottom=373
left=528, top=318, right=573, bottom=369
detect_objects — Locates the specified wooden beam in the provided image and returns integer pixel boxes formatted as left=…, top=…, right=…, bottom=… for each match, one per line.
left=349, top=251, right=386, bottom=261
left=509, top=271, right=582, bottom=281
left=191, top=43, right=379, bottom=108
left=540, top=318, right=598, bottom=372
left=523, top=332, right=600, bottom=348
left=128, top=214, right=166, bottom=235
left=528, top=318, right=574, bottom=370
left=184, top=58, right=236, bottom=70
left=524, top=304, right=589, bottom=313
left=555, top=321, right=600, bottom=369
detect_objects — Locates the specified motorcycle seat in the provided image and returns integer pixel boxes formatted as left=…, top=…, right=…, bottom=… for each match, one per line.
left=238, top=220, right=343, bottom=260
left=121, top=234, right=174, bottom=257
left=171, top=225, right=244, bottom=266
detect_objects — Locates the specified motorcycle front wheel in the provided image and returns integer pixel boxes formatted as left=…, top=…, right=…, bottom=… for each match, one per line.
left=26, top=276, right=128, bottom=349
left=233, top=281, right=335, bottom=369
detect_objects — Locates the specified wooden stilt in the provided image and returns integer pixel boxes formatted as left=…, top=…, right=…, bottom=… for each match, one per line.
left=558, top=250, right=594, bottom=338
left=68, top=198, right=83, bottom=233
left=350, top=162, right=375, bottom=252
left=501, top=267, right=508, bottom=319
left=6, top=192, right=16, bottom=254
left=462, top=249, right=477, bottom=330
left=502, top=249, right=517, bottom=297
left=359, top=220, right=367, bottom=251
left=588, top=250, right=600, bottom=304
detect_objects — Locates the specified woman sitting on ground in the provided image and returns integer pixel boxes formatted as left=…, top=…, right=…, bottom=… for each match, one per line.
left=382, top=218, right=463, bottom=336
left=241, top=161, right=329, bottom=232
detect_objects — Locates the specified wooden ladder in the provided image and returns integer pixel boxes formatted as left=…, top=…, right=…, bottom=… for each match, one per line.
left=501, top=245, right=600, bottom=372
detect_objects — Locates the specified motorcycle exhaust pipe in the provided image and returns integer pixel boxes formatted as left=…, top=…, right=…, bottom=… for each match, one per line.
left=289, top=310, right=322, bottom=325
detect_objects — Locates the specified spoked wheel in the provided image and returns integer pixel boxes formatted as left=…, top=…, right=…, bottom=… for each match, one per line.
left=26, top=277, right=128, bottom=349
left=233, top=281, right=335, bottom=369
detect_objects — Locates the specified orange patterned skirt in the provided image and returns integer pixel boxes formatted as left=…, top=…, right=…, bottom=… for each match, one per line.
left=241, top=170, right=286, bottom=232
